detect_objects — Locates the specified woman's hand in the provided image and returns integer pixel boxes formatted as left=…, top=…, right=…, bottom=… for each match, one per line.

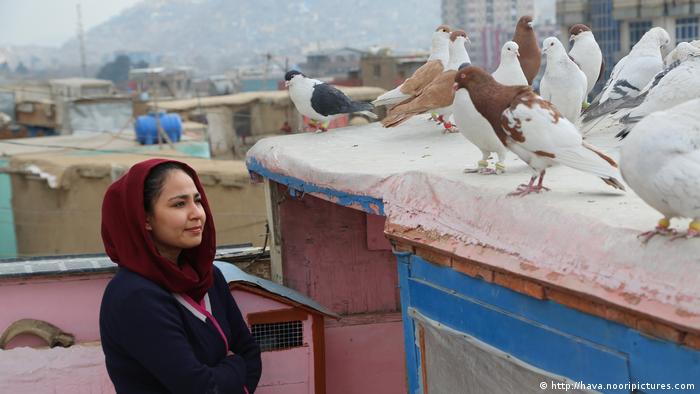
left=226, top=350, right=235, bottom=357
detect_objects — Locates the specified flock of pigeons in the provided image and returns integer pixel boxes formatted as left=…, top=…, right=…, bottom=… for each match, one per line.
left=283, top=16, right=700, bottom=243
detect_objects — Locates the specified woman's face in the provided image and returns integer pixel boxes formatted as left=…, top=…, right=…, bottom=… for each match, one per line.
left=145, top=170, right=206, bottom=263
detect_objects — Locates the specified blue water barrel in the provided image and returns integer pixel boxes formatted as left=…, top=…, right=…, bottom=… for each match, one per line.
left=135, top=113, right=182, bottom=145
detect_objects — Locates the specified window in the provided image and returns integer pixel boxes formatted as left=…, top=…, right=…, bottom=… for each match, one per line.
left=676, top=17, right=699, bottom=44
left=629, top=21, right=652, bottom=49
left=251, top=321, right=303, bottom=352
left=373, top=64, right=381, bottom=78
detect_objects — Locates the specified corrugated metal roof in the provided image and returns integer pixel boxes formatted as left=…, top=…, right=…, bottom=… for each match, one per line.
left=0, top=245, right=260, bottom=280
left=214, top=261, right=340, bottom=319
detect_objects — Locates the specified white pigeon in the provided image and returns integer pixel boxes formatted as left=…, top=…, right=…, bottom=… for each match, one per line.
left=453, top=41, right=526, bottom=174
left=665, top=39, right=700, bottom=65
left=429, top=30, right=472, bottom=130
left=593, top=27, right=670, bottom=106
left=614, top=51, right=700, bottom=139
left=568, top=24, right=604, bottom=97
left=582, top=41, right=699, bottom=125
left=619, top=98, right=700, bottom=242
left=285, top=70, right=376, bottom=132
left=457, top=66, right=625, bottom=196
left=491, top=41, right=528, bottom=86
left=372, top=25, right=451, bottom=107
left=540, top=37, right=588, bottom=125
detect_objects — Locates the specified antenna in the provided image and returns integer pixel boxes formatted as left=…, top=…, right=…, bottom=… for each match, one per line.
left=76, top=2, right=87, bottom=77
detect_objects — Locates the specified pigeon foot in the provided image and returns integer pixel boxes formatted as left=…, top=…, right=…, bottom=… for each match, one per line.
left=669, top=220, right=700, bottom=241
left=638, top=218, right=675, bottom=244
left=507, top=184, right=550, bottom=197
left=442, top=122, right=459, bottom=133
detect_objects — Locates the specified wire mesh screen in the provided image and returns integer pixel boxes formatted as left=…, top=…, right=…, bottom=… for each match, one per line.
left=251, top=320, right=303, bottom=352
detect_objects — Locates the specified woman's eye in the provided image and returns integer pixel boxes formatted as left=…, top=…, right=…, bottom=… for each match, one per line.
left=174, top=201, right=185, bottom=207
left=195, top=198, right=202, bottom=205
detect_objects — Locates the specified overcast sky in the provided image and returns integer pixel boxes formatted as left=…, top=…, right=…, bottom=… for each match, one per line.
left=0, top=0, right=141, bottom=47
left=1, top=0, right=557, bottom=48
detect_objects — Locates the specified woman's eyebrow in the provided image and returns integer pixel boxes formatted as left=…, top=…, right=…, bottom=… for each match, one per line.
left=168, top=192, right=200, bottom=201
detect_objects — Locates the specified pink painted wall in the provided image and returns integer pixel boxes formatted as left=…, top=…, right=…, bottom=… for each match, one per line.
left=279, top=186, right=400, bottom=315
left=0, top=275, right=112, bottom=348
left=233, top=288, right=292, bottom=315
left=325, top=321, right=407, bottom=394
left=277, top=185, right=407, bottom=393
left=233, top=289, right=316, bottom=393
left=0, top=344, right=114, bottom=394
left=257, top=347, right=311, bottom=394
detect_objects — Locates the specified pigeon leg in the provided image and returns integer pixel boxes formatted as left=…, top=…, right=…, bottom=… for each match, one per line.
left=508, top=175, right=538, bottom=197
left=509, top=171, right=549, bottom=196
left=430, top=113, right=439, bottom=123
left=494, top=161, right=506, bottom=175
left=464, top=157, right=489, bottom=174
left=638, top=217, right=676, bottom=244
left=669, top=220, right=700, bottom=241
left=535, top=171, right=550, bottom=192
left=307, top=119, right=318, bottom=133
left=442, top=121, right=459, bottom=134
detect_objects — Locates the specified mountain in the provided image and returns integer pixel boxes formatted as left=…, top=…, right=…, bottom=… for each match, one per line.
left=60, top=0, right=441, bottom=73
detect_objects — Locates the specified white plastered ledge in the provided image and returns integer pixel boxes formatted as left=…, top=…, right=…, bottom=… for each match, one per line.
left=246, top=116, right=700, bottom=328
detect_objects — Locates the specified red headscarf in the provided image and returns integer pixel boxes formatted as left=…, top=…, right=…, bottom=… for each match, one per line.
left=101, top=158, right=216, bottom=301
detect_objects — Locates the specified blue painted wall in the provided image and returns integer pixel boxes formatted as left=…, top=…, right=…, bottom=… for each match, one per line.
left=247, top=157, right=384, bottom=215
left=397, top=253, right=700, bottom=394
left=0, top=158, right=17, bottom=258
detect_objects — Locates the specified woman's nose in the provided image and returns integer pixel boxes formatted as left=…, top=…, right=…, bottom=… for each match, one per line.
left=188, top=202, right=204, bottom=220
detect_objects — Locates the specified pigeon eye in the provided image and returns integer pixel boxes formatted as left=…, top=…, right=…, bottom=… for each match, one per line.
left=550, top=42, right=554, bottom=46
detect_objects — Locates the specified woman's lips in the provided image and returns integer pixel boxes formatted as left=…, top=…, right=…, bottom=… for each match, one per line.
left=185, top=226, right=202, bottom=234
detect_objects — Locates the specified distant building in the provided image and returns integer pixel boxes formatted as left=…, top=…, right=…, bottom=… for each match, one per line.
left=360, top=49, right=429, bottom=91
left=557, top=0, right=699, bottom=91
left=129, top=67, right=193, bottom=99
left=300, top=47, right=366, bottom=79
left=1, top=78, right=130, bottom=136
left=441, top=0, right=537, bottom=71
left=49, top=78, right=115, bottom=99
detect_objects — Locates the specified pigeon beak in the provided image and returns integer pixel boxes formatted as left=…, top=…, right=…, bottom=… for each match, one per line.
left=527, top=21, right=534, bottom=28
left=466, top=37, right=472, bottom=45
left=516, top=49, right=521, bottom=57
left=452, top=82, right=459, bottom=92
left=284, top=81, right=290, bottom=88
left=569, top=34, right=575, bottom=42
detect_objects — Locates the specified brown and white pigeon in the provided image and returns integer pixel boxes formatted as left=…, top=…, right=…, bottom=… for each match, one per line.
left=456, top=66, right=625, bottom=196
left=568, top=24, right=604, bottom=98
left=540, top=37, right=588, bottom=125
left=381, top=30, right=470, bottom=129
left=453, top=42, right=526, bottom=175
left=512, top=15, right=541, bottom=85
left=372, top=25, right=452, bottom=107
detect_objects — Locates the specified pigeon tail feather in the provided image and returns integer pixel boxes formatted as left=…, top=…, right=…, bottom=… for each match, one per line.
left=372, top=86, right=411, bottom=107
left=356, top=110, right=378, bottom=120
left=556, top=143, right=626, bottom=191
left=346, top=101, right=375, bottom=114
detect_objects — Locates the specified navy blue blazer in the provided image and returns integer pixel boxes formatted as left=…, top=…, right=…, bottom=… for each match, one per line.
left=100, top=266, right=262, bottom=393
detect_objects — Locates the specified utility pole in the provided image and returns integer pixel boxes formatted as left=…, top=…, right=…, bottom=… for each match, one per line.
left=76, top=3, right=87, bottom=77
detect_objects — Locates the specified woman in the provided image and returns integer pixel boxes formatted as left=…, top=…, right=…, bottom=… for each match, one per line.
left=99, top=158, right=262, bottom=394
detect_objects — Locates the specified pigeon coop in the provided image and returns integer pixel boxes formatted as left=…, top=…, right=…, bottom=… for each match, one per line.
left=246, top=120, right=700, bottom=394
